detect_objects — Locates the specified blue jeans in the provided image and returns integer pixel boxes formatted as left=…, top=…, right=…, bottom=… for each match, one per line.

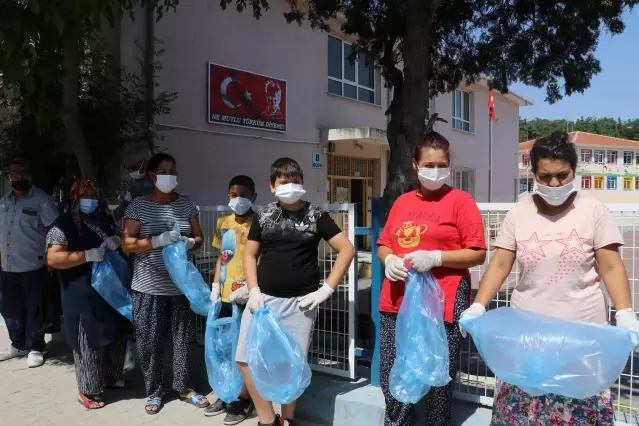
left=0, top=268, right=46, bottom=352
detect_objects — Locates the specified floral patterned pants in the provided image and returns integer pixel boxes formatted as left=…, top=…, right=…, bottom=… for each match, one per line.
left=491, top=382, right=614, bottom=426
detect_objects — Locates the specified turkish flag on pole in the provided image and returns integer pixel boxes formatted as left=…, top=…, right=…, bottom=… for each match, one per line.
left=489, top=89, right=496, bottom=119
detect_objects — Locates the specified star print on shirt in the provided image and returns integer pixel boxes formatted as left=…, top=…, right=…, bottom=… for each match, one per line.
left=556, top=228, right=589, bottom=257
left=518, top=232, right=552, bottom=258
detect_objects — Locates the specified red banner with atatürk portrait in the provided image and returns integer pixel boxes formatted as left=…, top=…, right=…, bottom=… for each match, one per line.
left=208, top=63, right=287, bottom=132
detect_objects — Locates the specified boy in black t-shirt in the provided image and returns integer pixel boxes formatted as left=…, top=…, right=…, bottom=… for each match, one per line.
left=236, top=158, right=355, bottom=426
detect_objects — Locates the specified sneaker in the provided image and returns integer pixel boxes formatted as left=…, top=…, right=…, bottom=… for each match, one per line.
left=27, top=351, right=44, bottom=368
left=204, top=399, right=227, bottom=417
left=223, top=398, right=253, bottom=425
left=0, top=345, right=28, bottom=362
left=259, top=415, right=294, bottom=426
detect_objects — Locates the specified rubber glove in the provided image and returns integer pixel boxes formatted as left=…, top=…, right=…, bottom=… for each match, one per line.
left=247, top=288, right=265, bottom=313
left=124, top=192, right=132, bottom=202
left=404, top=250, right=442, bottom=273
left=230, top=285, right=249, bottom=305
left=385, top=254, right=408, bottom=282
left=298, top=284, right=335, bottom=310
left=104, top=236, right=121, bottom=251
left=151, top=230, right=180, bottom=248
left=179, top=236, right=196, bottom=250
left=85, top=247, right=106, bottom=263
left=458, top=303, right=486, bottom=338
left=616, top=308, right=639, bottom=339
left=210, top=282, right=220, bottom=303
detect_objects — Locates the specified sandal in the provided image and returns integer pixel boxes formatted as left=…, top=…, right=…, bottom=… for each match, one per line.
left=145, top=397, right=164, bottom=415
left=179, top=392, right=210, bottom=408
left=78, top=393, right=106, bottom=410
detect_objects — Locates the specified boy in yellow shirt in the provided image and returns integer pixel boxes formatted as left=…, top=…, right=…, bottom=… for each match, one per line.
left=205, top=175, right=255, bottom=424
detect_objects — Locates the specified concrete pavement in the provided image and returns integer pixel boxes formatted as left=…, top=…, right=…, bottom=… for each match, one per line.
left=0, top=325, right=234, bottom=426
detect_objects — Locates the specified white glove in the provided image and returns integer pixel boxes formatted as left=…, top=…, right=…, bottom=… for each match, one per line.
left=151, top=230, right=180, bottom=248
left=298, top=284, right=335, bottom=311
left=230, top=285, right=249, bottom=305
left=124, top=192, right=132, bottom=202
left=179, top=236, right=196, bottom=250
left=384, top=254, right=408, bottom=282
left=84, top=248, right=106, bottom=263
left=104, top=236, right=121, bottom=251
left=459, top=303, right=486, bottom=338
left=246, top=288, right=264, bottom=313
left=616, top=308, right=639, bottom=337
left=209, top=283, right=220, bottom=303
left=404, top=250, right=442, bottom=273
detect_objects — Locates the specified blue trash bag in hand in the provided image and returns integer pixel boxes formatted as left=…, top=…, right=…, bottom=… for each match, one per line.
left=459, top=307, right=639, bottom=399
left=205, top=301, right=243, bottom=403
left=91, top=245, right=134, bottom=322
left=162, top=223, right=212, bottom=316
left=246, top=306, right=312, bottom=404
left=389, top=269, right=450, bottom=404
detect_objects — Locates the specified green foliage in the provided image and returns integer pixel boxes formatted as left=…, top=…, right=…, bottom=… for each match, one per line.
left=0, top=40, right=177, bottom=196
left=520, top=117, right=639, bottom=142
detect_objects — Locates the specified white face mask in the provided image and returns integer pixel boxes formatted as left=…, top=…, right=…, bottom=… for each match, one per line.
left=155, top=175, right=178, bottom=193
left=274, top=183, right=306, bottom=204
left=229, top=197, right=252, bottom=216
left=418, top=167, right=450, bottom=191
left=534, top=181, right=577, bottom=206
left=128, top=162, right=145, bottom=180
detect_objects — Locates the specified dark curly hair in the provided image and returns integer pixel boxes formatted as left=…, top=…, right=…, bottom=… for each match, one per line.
left=530, top=132, right=577, bottom=173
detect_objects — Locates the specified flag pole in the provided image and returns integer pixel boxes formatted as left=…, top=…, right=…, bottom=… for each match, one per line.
left=488, top=115, right=492, bottom=202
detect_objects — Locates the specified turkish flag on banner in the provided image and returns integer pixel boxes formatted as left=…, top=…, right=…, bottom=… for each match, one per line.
left=489, top=89, right=496, bottom=120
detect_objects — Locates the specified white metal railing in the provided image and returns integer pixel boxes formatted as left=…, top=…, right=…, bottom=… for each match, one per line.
left=454, top=202, right=639, bottom=426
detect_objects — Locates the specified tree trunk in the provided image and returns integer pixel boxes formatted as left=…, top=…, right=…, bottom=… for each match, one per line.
left=383, top=0, right=439, bottom=215
left=62, top=37, right=96, bottom=181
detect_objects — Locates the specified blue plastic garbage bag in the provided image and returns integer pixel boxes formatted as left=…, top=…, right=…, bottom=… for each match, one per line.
left=205, top=301, right=243, bottom=403
left=389, top=270, right=450, bottom=404
left=91, top=246, right=133, bottom=322
left=246, top=306, right=312, bottom=404
left=459, top=307, right=639, bottom=399
left=162, top=224, right=212, bottom=316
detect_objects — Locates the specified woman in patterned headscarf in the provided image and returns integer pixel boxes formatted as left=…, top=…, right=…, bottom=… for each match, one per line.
left=46, top=177, right=132, bottom=409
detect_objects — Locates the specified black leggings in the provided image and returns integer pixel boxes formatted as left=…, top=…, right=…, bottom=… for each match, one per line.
left=380, top=277, right=470, bottom=426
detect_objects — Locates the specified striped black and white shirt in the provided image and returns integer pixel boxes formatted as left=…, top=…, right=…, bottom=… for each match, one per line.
left=124, top=195, right=199, bottom=296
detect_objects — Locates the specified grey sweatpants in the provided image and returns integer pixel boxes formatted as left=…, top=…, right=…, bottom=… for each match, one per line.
left=235, top=295, right=318, bottom=364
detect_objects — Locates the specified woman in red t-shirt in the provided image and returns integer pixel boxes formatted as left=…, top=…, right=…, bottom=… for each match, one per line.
left=377, top=132, right=487, bottom=426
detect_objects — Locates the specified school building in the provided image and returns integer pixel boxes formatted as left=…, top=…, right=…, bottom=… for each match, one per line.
left=119, top=0, right=532, bottom=225
left=519, top=131, right=639, bottom=202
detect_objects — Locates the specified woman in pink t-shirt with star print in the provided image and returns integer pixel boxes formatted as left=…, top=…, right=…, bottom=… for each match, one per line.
left=461, top=132, right=639, bottom=425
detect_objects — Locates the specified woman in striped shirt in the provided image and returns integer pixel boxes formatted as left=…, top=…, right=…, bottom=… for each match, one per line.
left=121, top=153, right=210, bottom=415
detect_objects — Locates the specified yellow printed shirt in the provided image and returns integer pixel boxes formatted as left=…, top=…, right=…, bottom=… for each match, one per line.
left=212, top=213, right=254, bottom=302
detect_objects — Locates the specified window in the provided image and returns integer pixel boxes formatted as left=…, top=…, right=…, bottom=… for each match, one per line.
left=593, top=150, right=605, bottom=164
left=581, top=176, right=592, bottom=189
left=594, top=176, right=604, bottom=189
left=607, top=176, right=617, bottom=190
left=624, top=151, right=634, bottom=165
left=624, top=177, right=633, bottom=190
left=581, top=149, right=592, bottom=163
left=607, top=150, right=618, bottom=164
left=522, top=153, right=530, bottom=166
left=635, top=177, right=639, bottom=190
left=451, top=167, right=475, bottom=196
left=327, top=36, right=375, bottom=104
left=452, top=90, right=472, bottom=132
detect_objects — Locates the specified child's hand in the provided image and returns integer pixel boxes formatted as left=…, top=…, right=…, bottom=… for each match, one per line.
left=209, top=283, right=220, bottom=303
left=247, top=288, right=264, bottom=313
left=230, top=285, right=249, bottom=305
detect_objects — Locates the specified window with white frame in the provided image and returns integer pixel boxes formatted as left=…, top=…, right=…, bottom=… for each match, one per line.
left=451, top=167, right=475, bottom=196
left=593, top=150, right=605, bottom=164
left=624, top=151, right=634, bottom=165
left=452, top=90, right=472, bottom=132
left=607, top=176, right=617, bottom=190
left=581, top=176, right=592, bottom=189
left=607, top=150, right=618, bottom=164
left=581, top=149, right=591, bottom=163
left=327, top=36, right=375, bottom=104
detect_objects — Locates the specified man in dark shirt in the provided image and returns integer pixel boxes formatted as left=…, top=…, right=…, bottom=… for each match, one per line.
left=237, top=158, right=355, bottom=426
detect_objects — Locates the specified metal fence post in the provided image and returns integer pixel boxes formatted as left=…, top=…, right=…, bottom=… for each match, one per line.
left=370, top=197, right=383, bottom=387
